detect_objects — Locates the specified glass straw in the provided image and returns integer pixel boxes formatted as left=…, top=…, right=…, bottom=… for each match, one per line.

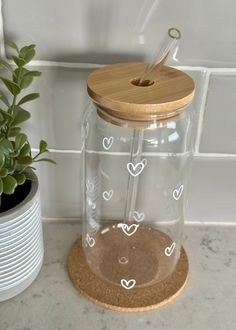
left=139, top=27, right=181, bottom=85
left=119, top=28, right=181, bottom=265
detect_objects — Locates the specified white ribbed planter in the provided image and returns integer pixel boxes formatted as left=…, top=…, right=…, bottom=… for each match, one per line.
left=0, top=171, right=43, bottom=302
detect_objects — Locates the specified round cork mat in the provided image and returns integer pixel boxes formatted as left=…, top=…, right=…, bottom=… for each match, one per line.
left=67, top=226, right=189, bottom=312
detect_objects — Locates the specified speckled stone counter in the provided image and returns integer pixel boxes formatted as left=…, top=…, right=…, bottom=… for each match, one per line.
left=0, top=223, right=235, bottom=330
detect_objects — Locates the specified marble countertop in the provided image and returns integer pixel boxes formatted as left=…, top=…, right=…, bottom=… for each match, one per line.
left=0, top=222, right=235, bottom=330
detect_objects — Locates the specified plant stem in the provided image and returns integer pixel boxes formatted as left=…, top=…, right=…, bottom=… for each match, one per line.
left=5, top=94, right=17, bottom=138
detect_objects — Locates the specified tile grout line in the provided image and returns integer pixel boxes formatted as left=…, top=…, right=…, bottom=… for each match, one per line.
left=194, top=152, right=236, bottom=158
left=32, top=148, right=82, bottom=154
left=194, top=70, right=210, bottom=153
left=42, top=217, right=236, bottom=226
left=207, top=67, right=236, bottom=73
left=32, top=147, right=236, bottom=158
left=8, top=59, right=104, bottom=69
left=2, top=57, right=236, bottom=73
left=0, top=0, right=6, bottom=59
left=6, top=60, right=236, bottom=72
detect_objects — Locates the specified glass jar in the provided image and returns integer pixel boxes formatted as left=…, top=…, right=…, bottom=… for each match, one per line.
left=81, top=63, right=195, bottom=291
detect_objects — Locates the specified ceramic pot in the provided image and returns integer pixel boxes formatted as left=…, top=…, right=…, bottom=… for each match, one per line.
left=0, top=170, right=43, bottom=302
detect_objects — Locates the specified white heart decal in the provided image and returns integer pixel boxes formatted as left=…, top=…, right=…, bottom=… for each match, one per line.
left=102, top=136, right=114, bottom=150
left=165, top=242, right=176, bottom=256
left=86, top=179, right=94, bottom=193
left=102, top=190, right=113, bottom=201
left=86, top=233, right=95, bottom=248
left=127, top=160, right=146, bottom=177
left=121, top=279, right=136, bottom=290
left=133, top=211, right=145, bottom=223
left=173, top=184, right=184, bottom=201
left=117, top=223, right=139, bottom=236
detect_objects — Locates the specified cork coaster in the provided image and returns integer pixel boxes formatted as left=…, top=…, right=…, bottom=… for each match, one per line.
left=67, top=226, right=189, bottom=312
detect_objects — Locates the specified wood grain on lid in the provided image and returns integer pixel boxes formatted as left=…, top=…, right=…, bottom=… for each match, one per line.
left=87, top=63, right=195, bottom=118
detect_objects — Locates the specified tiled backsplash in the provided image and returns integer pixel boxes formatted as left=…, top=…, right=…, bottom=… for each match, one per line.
left=3, top=0, right=236, bottom=67
left=1, top=0, right=235, bottom=222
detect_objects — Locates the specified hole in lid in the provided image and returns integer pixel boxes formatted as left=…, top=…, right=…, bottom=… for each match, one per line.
left=130, top=78, right=154, bottom=87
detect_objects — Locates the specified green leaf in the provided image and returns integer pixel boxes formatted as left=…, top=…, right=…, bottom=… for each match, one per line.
left=13, top=173, right=26, bottom=185
left=0, top=77, right=21, bottom=96
left=4, top=157, right=16, bottom=174
left=2, top=175, right=17, bottom=194
left=23, top=70, right=41, bottom=78
left=19, top=143, right=31, bottom=157
left=0, top=152, right=4, bottom=169
left=19, top=74, right=33, bottom=89
left=22, top=48, right=35, bottom=64
left=0, top=168, right=8, bottom=178
left=11, top=107, right=31, bottom=126
left=0, top=60, right=14, bottom=72
left=39, top=140, right=48, bottom=153
left=0, top=108, right=12, bottom=120
left=14, top=68, right=41, bottom=89
left=0, top=138, right=14, bottom=155
left=0, top=178, right=3, bottom=194
left=15, top=133, right=27, bottom=151
left=34, top=158, right=56, bottom=164
left=8, top=127, right=21, bottom=137
left=5, top=40, right=19, bottom=53
left=17, top=156, right=32, bottom=166
left=19, top=44, right=35, bottom=58
left=13, top=67, right=25, bottom=79
left=0, top=91, right=10, bottom=106
left=12, top=55, right=26, bottom=67
left=17, top=93, right=39, bottom=106
left=0, top=119, right=7, bottom=127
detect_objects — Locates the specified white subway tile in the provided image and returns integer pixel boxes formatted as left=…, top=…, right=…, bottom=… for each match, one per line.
left=186, top=157, right=236, bottom=222
left=181, top=69, right=207, bottom=149
left=200, top=73, right=236, bottom=154
left=34, top=152, right=81, bottom=219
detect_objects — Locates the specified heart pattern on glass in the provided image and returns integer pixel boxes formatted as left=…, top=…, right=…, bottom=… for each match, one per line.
left=133, top=211, right=145, bottom=223
left=86, top=179, right=94, bottom=193
left=88, top=199, right=96, bottom=210
left=141, top=158, right=147, bottom=167
left=120, top=279, right=136, bottom=290
left=117, top=223, right=139, bottom=236
left=165, top=242, right=176, bottom=256
left=102, top=136, right=114, bottom=150
left=127, top=159, right=147, bottom=177
left=102, top=190, right=114, bottom=201
left=173, top=184, right=184, bottom=201
left=86, top=233, right=95, bottom=248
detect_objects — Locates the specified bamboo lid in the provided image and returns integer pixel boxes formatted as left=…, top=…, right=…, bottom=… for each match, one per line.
left=87, top=62, right=195, bottom=122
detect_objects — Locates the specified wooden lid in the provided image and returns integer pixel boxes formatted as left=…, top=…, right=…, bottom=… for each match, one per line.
left=87, top=62, right=195, bottom=122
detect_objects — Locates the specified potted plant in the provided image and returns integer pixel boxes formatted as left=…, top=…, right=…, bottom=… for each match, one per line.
left=0, top=41, right=55, bottom=301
